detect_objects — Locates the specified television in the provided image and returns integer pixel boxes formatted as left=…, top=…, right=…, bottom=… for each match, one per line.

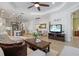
left=49, top=24, right=62, bottom=33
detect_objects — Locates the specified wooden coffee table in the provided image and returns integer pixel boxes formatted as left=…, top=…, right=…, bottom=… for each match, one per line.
left=25, top=39, right=51, bottom=54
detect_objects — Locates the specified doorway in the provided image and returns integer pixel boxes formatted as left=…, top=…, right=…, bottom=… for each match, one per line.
left=72, top=10, right=79, bottom=47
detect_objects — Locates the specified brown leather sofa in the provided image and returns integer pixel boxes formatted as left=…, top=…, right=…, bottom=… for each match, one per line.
left=0, top=41, right=27, bottom=56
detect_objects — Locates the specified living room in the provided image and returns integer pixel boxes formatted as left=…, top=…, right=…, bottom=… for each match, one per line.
left=0, top=0, right=79, bottom=57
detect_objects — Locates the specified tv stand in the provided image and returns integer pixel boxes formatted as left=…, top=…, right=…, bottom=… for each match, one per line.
left=48, top=32, right=65, bottom=42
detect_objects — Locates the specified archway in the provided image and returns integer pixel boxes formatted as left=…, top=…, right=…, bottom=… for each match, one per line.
left=72, top=9, right=79, bottom=47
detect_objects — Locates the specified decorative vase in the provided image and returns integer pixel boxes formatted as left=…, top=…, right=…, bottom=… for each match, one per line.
left=35, top=39, right=41, bottom=43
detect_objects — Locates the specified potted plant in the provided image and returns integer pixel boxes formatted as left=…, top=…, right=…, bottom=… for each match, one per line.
left=33, top=31, right=41, bottom=43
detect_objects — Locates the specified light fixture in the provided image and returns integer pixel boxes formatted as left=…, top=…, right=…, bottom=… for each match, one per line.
left=34, top=3, right=39, bottom=7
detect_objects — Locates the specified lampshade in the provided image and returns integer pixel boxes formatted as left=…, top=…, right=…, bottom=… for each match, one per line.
left=6, top=27, right=12, bottom=30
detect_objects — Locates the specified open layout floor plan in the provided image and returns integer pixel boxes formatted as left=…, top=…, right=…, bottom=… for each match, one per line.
left=0, top=2, right=79, bottom=56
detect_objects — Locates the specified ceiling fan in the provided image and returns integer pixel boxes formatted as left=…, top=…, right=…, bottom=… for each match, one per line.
left=28, top=2, right=49, bottom=11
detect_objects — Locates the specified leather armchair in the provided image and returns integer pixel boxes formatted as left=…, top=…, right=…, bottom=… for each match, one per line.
left=0, top=41, right=27, bottom=56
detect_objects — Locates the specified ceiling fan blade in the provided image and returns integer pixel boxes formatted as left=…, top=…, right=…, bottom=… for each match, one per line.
left=39, top=4, right=49, bottom=7
left=31, top=2, right=39, bottom=4
left=35, top=2, right=39, bottom=4
left=31, top=2, right=35, bottom=3
left=37, top=7, right=40, bottom=11
left=28, top=5, right=34, bottom=8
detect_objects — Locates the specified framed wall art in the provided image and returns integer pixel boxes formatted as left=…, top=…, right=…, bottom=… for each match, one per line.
left=39, top=23, right=46, bottom=29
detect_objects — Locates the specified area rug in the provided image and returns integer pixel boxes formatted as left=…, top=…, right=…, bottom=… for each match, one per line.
left=27, top=47, right=58, bottom=56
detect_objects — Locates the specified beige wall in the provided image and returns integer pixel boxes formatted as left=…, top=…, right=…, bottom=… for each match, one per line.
left=73, top=10, right=79, bottom=31
left=73, top=18, right=79, bottom=31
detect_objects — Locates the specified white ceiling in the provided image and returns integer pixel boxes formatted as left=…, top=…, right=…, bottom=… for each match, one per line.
left=7, top=2, right=79, bottom=15
left=0, top=2, right=79, bottom=21
left=10, top=2, right=63, bottom=13
left=0, top=2, right=79, bottom=15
